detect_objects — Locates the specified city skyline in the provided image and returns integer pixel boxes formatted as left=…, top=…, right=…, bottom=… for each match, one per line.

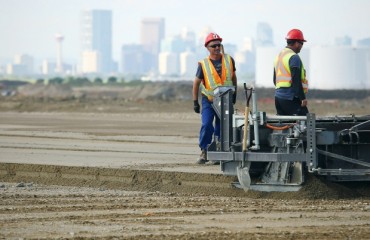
left=1, top=0, right=370, bottom=64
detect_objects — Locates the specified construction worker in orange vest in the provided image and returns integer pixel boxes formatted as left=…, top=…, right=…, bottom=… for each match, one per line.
left=273, top=29, right=309, bottom=116
left=192, top=32, right=237, bottom=164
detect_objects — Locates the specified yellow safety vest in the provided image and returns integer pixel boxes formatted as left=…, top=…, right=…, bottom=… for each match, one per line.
left=274, top=48, right=308, bottom=93
left=199, top=54, right=234, bottom=101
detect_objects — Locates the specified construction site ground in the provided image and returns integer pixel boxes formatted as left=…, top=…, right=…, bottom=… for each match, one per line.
left=1, top=98, right=370, bottom=239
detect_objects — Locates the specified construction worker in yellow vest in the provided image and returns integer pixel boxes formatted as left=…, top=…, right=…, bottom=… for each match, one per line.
left=273, top=29, right=309, bottom=116
left=192, top=32, right=237, bottom=164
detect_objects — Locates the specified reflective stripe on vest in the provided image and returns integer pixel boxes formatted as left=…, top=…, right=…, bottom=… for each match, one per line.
left=200, top=54, right=234, bottom=101
left=274, top=48, right=308, bottom=93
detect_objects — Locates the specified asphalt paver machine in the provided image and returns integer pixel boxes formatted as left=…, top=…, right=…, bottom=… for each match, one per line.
left=207, top=85, right=370, bottom=191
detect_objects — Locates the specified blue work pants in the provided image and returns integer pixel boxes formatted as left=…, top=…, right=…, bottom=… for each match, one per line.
left=199, top=96, right=220, bottom=150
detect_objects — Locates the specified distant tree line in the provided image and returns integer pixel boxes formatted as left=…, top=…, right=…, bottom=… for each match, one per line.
left=42, top=76, right=120, bottom=86
left=32, top=76, right=148, bottom=87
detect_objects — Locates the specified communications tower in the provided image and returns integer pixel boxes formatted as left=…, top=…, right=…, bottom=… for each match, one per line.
left=55, top=34, right=64, bottom=74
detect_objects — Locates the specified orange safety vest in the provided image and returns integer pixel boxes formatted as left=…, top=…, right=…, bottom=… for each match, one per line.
left=274, top=48, right=308, bottom=93
left=199, top=54, right=234, bottom=101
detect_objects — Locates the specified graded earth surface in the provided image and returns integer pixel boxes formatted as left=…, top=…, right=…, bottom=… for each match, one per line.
left=1, top=91, right=370, bottom=239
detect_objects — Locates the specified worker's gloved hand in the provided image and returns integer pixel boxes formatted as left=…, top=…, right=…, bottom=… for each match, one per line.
left=233, top=92, right=237, bottom=104
left=193, top=100, right=200, bottom=113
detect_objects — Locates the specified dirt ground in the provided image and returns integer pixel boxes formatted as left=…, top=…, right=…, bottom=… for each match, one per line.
left=1, top=97, right=370, bottom=239
left=1, top=182, right=369, bottom=240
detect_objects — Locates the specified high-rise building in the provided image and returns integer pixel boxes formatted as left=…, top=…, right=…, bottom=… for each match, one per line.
left=6, top=64, right=27, bottom=76
left=256, top=22, right=273, bottom=46
left=6, top=54, right=34, bottom=76
left=180, top=27, right=196, bottom=52
left=158, top=52, right=178, bottom=76
left=234, top=37, right=255, bottom=79
left=41, top=60, right=56, bottom=75
left=140, top=18, right=165, bottom=72
left=121, top=44, right=152, bottom=75
left=241, top=37, right=255, bottom=52
left=180, top=50, right=196, bottom=77
left=160, top=36, right=186, bottom=54
left=81, top=50, right=100, bottom=74
left=81, top=10, right=113, bottom=74
left=14, top=54, right=34, bottom=74
left=140, top=18, right=165, bottom=55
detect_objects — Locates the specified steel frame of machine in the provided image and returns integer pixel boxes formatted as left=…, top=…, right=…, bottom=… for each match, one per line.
left=207, top=86, right=370, bottom=191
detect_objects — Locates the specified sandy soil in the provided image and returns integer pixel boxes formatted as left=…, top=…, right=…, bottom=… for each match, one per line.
left=1, top=99, right=370, bottom=239
left=1, top=182, right=369, bottom=240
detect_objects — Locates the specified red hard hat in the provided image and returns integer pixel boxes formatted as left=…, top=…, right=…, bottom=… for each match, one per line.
left=204, top=33, right=223, bottom=47
left=285, top=29, right=307, bottom=42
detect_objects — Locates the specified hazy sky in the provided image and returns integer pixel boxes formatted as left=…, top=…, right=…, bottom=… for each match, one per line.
left=1, top=0, right=369, bottom=64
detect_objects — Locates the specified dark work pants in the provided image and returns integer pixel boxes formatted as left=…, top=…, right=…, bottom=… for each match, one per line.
left=275, top=97, right=309, bottom=116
